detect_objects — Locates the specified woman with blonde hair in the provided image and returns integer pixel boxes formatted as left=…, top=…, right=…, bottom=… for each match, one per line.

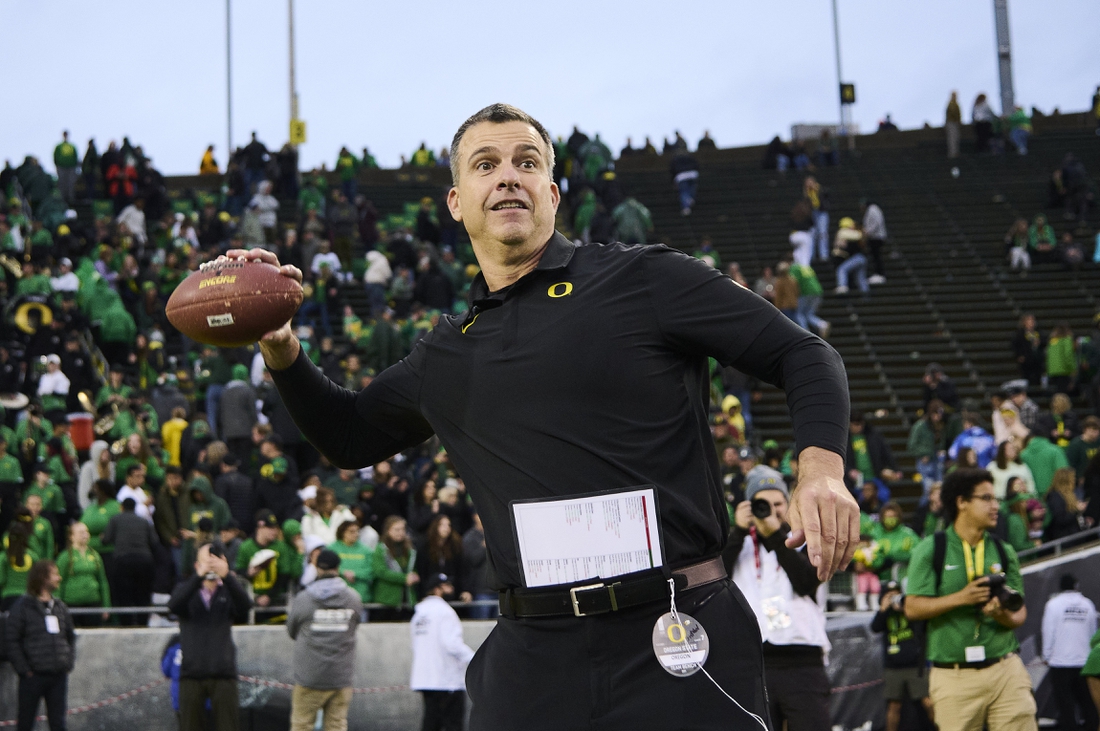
left=1045, top=467, right=1086, bottom=541
left=57, top=522, right=111, bottom=626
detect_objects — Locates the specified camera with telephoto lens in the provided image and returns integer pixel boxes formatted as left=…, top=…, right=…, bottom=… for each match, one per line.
left=983, top=573, right=1024, bottom=612
left=750, top=497, right=772, bottom=519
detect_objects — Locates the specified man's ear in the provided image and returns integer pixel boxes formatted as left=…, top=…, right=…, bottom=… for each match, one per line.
left=446, top=187, right=462, bottom=223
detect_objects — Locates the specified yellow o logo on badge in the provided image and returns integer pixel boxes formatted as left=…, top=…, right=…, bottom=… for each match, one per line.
left=667, top=623, right=686, bottom=643
left=547, top=282, right=573, bottom=298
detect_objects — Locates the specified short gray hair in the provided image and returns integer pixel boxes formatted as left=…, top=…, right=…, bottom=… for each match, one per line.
left=449, top=103, right=555, bottom=185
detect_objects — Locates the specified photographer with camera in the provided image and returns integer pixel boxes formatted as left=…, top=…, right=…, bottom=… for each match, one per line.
left=905, top=468, right=1034, bottom=731
left=871, top=580, right=934, bottom=731
left=728, top=466, right=831, bottom=731
left=167, top=542, right=252, bottom=731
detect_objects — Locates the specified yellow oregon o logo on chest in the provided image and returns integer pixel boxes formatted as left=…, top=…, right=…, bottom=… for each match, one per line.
left=547, top=282, right=573, bottom=298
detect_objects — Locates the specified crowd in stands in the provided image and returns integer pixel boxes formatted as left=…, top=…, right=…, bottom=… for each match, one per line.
left=1, top=99, right=1098, bottom=630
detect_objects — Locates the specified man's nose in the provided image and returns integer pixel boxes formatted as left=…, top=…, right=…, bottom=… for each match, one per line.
left=497, top=164, right=521, bottom=188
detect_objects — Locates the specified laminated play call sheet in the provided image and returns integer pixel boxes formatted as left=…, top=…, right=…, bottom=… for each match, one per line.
left=512, top=488, right=664, bottom=588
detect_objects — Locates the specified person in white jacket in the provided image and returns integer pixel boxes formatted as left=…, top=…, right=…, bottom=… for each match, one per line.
left=410, top=580, right=474, bottom=731
left=299, top=487, right=358, bottom=546
left=1041, top=574, right=1099, bottom=730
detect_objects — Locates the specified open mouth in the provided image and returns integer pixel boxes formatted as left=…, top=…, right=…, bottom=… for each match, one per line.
left=491, top=200, right=528, bottom=211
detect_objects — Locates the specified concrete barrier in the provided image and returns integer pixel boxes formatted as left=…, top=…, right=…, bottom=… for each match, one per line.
left=0, top=621, right=496, bottom=731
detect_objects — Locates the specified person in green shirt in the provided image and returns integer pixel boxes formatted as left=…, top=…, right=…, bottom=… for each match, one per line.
left=23, top=493, right=57, bottom=559
left=904, top=468, right=1034, bottom=729
left=0, top=511, right=38, bottom=610
left=95, top=369, right=133, bottom=410
left=82, top=478, right=121, bottom=564
left=336, top=147, right=360, bottom=200
left=327, top=520, right=373, bottom=602
left=236, top=510, right=299, bottom=610
left=186, top=474, right=231, bottom=532
left=1001, top=477, right=1036, bottom=553
left=1065, top=416, right=1100, bottom=482
left=57, top=521, right=111, bottom=625
left=26, top=464, right=66, bottom=515
left=54, top=130, right=79, bottom=204
left=1082, top=627, right=1100, bottom=715
left=869, top=501, right=920, bottom=583
left=1020, top=431, right=1070, bottom=496
left=791, top=263, right=830, bottom=338
left=371, top=516, right=418, bottom=619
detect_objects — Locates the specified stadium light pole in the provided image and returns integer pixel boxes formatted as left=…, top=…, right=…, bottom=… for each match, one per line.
left=226, top=0, right=233, bottom=156
left=831, top=0, right=851, bottom=138
left=992, top=0, right=1015, bottom=115
left=289, top=0, right=299, bottom=145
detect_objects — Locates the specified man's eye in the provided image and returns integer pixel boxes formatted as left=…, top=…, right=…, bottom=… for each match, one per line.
left=521, top=160, right=536, bottom=169
left=476, top=161, right=493, bottom=171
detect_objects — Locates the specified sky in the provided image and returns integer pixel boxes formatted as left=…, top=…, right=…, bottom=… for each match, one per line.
left=2, top=0, right=1098, bottom=175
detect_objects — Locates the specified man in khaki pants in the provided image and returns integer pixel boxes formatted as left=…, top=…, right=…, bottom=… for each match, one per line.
left=905, top=468, right=1036, bottom=731
left=287, top=549, right=364, bottom=731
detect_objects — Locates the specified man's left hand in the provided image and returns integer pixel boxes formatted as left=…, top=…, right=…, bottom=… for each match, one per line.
left=786, top=447, right=860, bottom=581
left=752, top=511, right=783, bottom=538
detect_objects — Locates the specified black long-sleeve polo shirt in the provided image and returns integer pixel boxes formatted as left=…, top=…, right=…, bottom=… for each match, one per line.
left=271, top=232, right=849, bottom=590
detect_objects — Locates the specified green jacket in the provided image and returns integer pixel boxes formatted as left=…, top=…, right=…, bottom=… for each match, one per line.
left=29, top=516, right=55, bottom=559
left=99, top=301, right=137, bottom=345
left=57, top=547, right=111, bottom=607
left=0, top=453, right=24, bottom=483
left=0, top=548, right=38, bottom=598
left=869, top=521, right=920, bottom=581
left=1046, top=336, right=1077, bottom=377
left=371, top=544, right=416, bottom=607
left=336, top=152, right=359, bottom=181
left=82, top=500, right=121, bottom=555
left=54, top=141, right=79, bottom=169
left=1020, top=437, right=1069, bottom=496
left=26, top=481, right=66, bottom=514
left=328, top=540, right=374, bottom=602
left=153, top=484, right=193, bottom=546
left=236, top=538, right=299, bottom=598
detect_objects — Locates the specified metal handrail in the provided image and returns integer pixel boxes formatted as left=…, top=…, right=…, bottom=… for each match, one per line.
left=1017, top=526, right=1100, bottom=564
left=64, top=599, right=501, bottom=624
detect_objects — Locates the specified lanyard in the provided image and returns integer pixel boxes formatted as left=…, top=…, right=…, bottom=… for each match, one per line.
left=961, top=539, right=985, bottom=583
left=749, top=526, right=762, bottom=580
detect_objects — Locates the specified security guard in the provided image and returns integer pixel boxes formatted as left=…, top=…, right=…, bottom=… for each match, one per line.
left=235, top=103, right=857, bottom=730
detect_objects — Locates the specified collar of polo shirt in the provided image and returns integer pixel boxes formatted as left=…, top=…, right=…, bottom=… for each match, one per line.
left=469, top=232, right=577, bottom=301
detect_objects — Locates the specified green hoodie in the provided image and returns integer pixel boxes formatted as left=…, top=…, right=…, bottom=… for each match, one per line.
left=186, top=475, right=231, bottom=532
left=81, top=499, right=121, bottom=555
left=869, top=520, right=920, bottom=582
left=30, top=516, right=55, bottom=559
left=57, top=546, right=111, bottom=607
left=1046, top=335, right=1077, bottom=378
left=1020, top=437, right=1070, bottom=496
left=328, top=539, right=374, bottom=602
left=26, top=481, right=66, bottom=514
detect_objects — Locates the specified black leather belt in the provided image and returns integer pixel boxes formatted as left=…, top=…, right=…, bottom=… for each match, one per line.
left=932, top=654, right=1008, bottom=670
left=499, top=556, right=727, bottom=619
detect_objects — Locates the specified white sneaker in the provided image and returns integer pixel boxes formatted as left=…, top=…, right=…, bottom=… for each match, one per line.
left=834, top=285, right=849, bottom=294
left=868, top=274, right=886, bottom=285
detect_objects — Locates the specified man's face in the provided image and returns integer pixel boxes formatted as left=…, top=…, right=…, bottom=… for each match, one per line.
left=958, top=481, right=999, bottom=530
left=850, top=421, right=864, bottom=434
left=26, top=495, right=43, bottom=517
left=128, top=467, right=146, bottom=487
left=165, top=474, right=182, bottom=492
left=1010, top=392, right=1025, bottom=406
left=1084, top=426, right=1099, bottom=442
left=46, top=565, right=62, bottom=593
left=257, top=525, right=276, bottom=545
left=447, top=121, right=559, bottom=249
left=754, top=489, right=788, bottom=522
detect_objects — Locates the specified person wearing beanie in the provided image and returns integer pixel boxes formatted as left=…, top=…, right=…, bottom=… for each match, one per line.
left=219, top=364, right=258, bottom=465
left=287, top=547, right=363, bottom=731
left=727, top=465, right=831, bottom=730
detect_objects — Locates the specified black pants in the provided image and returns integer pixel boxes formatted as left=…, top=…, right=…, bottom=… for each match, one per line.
left=867, top=238, right=886, bottom=277
left=1050, top=666, right=1099, bottom=730
left=763, top=660, right=832, bottom=731
left=113, top=552, right=155, bottom=626
left=467, top=579, right=770, bottom=731
left=421, top=690, right=465, bottom=731
left=18, top=671, right=68, bottom=731
left=179, top=677, right=239, bottom=731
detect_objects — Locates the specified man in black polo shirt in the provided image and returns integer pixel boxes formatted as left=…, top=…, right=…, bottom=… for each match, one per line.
left=230, top=103, right=856, bottom=730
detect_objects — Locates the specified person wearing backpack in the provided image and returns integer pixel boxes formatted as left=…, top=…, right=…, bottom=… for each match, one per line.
left=904, top=468, right=1035, bottom=731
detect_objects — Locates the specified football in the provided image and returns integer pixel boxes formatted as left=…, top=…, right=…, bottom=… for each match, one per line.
left=166, top=260, right=303, bottom=347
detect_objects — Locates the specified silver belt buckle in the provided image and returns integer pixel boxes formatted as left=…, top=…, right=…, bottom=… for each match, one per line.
left=570, top=583, right=606, bottom=617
